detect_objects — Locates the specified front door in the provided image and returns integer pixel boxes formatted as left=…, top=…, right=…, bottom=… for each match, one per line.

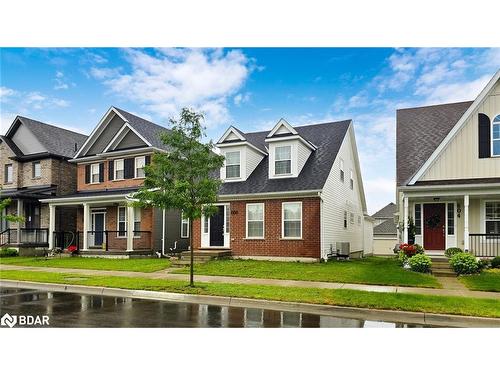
left=91, top=212, right=105, bottom=247
left=423, top=203, right=445, bottom=250
left=209, top=206, right=225, bottom=247
left=24, top=201, right=40, bottom=228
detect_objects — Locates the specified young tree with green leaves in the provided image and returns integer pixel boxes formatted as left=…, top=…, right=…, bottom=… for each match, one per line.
left=0, top=197, right=24, bottom=225
left=133, top=108, right=225, bottom=286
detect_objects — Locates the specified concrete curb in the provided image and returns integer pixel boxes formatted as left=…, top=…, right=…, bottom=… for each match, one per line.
left=2, top=279, right=499, bottom=328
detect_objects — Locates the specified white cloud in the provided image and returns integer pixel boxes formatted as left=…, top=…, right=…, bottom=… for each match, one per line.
left=0, top=86, right=17, bottom=99
left=53, top=71, right=74, bottom=90
left=234, top=92, right=251, bottom=106
left=90, top=48, right=254, bottom=128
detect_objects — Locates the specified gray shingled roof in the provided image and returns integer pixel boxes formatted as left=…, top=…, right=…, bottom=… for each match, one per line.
left=396, top=101, right=473, bottom=186
left=218, top=120, right=351, bottom=195
left=373, top=219, right=398, bottom=236
left=372, top=202, right=396, bottom=219
left=113, top=107, right=172, bottom=151
left=14, top=116, right=87, bottom=158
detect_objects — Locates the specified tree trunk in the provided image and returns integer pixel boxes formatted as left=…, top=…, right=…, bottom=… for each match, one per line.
left=189, top=219, right=194, bottom=287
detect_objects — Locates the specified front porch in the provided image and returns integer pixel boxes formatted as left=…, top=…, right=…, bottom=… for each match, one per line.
left=401, top=187, right=500, bottom=257
left=43, top=193, right=153, bottom=254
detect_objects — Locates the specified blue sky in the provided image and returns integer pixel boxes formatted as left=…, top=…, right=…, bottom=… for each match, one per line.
left=1, top=48, right=499, bottom=213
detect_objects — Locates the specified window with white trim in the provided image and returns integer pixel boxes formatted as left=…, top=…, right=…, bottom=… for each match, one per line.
left=340, top=159, right=345, bottom=182
left=485, top=202, right=500, bottom=234
left=133, top=207, right=141, bottom=233
left=350, top=169, right=354, bottom=190
left=135, top=156, right=146, bottom=178
left=114, top=159, right=124, bottom=180
left=4, top=164, right=13, bottom=183
left=275, top=145, right=291, bottom=175
left=181, top=214, right=189, bottom=238
left=203, top=215, right=209, bottom=234
left=350, top=212, right=355, bottom=225
left=282, top=202, right=302, bottom=238
left=117, top=206, right=127, bottom=237
left=358, top=215, right=361, bottom=225
left=414, top=204, right=422, bottom=235
left=492, top=115, right=500, bottom=156
left=246, top=203, right=264, bottom=238
left=91, top=163, right=100, bottom=183
left=225, top=151, right=240, bottom=179
left=447, top=203, right=454, bottom=235
left=343, top=211, right=348, bottom=229
left=32, top=162, right=41, bottom=178
left=225, top=205, right=230, bottom=233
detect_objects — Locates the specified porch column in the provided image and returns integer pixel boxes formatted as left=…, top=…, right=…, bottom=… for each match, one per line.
left=403, top=195, right=409, bottom=243
left=464, top=194, right=469, bottom=251
left=83, top=203, right=89, bottom=250
left=48, top=204, right=56, bottom=249
left=16, top=199, right=23, bottom=243
left=126, top=205, right=134, bottom=251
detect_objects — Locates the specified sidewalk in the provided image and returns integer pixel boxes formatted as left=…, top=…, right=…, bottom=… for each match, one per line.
left=1, top=264, right=499, bottom=300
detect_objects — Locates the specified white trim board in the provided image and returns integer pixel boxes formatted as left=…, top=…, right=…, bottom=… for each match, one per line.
left=102, top=122, right=151, bottom=153
left=267, top=118, right=297, bottom=137
left=408, top=69, right=500, bottom=185
left=217, top=126, right=246, bottom=143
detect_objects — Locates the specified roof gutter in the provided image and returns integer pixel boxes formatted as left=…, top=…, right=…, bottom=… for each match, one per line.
left=218, top=189, right=322, bottom=201
left=40, top=193, right=130, bottom=204
left=69, top=146, right=159, bottom=163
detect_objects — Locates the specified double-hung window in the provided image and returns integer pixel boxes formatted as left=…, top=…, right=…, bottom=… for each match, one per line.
left=485, top=202, right=500, bottom=234
left=114, top=159, right=124, bottom=180
left=135, top=156, right=146, bottom=178
left=275, top=145, right=291, bottom=175
left=492, top=115, right=500, bottom=156
left=447, top=203, right=454, bottom=235
left=117, top=207, right=127, bottom=237
left=350, top=169, right=354, bottom=190
left=133, top=207, right=141, bottom=234
left=4, top=164, right=13, bottom=183
left=246, top=203, right=264, bottom=238
left=414, top=204, right=422, bottom=235
left=181, top=214, right=189, bottom=238
left=340, top=159, right=345, bottom=182
left=282, top=202, right=302, bottom=238
left=225, top=151, right=240, bottom=179
left=91, top=163, right=100, bottom=183
left=343, top=211, right=348, bottom=229
left=32, top=162, right=41, bottom=178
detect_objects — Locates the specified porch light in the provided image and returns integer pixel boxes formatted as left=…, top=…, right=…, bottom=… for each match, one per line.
left=433, top=197, right=440, bottom=201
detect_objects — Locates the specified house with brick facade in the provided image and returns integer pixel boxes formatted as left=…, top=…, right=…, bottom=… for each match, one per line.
left=396, top=69, right=500, bottom=258
left=192, top=118, right=373, bottom=261
left=41, top=107, right=189, bottom=255
left=0, top=116, right=87, bottom=251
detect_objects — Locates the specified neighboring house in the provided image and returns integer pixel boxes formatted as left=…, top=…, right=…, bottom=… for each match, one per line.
left=396, top=69, right=500, bottom=257
left=41, top=107, right=189, bottom=255
left=0, top=116, right=86, bottom=249
left=192, top=118, right=373, bottom=261
left=372, top=202, right=398, bottom=255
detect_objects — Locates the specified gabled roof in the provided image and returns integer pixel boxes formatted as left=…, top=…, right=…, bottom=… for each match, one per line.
left=372, top=202, right=396, bottom=219
left=373, top=219, right=397, bottom=236
left=218, top=120, right=351, bottom=195
left=4, top=116, right=87, bottom=159
left=396, top=101, right=473, bottom=186
left=267, top=118, right=298, bottom=137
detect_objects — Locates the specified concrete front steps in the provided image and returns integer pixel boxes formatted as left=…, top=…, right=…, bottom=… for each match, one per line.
left=430, top=256, right=455, bottom=277
left=170, top=249, right=232, bottom=267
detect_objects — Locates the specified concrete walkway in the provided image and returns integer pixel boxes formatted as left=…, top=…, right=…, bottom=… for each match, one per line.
left=1, top=264, right=499, bottom=300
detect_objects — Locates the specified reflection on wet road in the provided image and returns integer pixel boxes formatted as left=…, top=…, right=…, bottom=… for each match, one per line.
left=0, top=288, right=430, bottom=328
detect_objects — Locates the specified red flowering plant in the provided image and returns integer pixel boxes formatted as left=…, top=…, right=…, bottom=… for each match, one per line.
left=399, top=243, right=417, bottom=257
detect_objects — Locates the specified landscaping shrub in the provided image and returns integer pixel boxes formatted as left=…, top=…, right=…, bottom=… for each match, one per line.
left=449, top=252, right=479, bottom=275
left=445, top=247, right=463, bottom=258
left=477, top=258, right=490, bottom=272
left=413, top=244, right=425, bottom=254
left=0, top=248, right=18, bottom=258
left=397, top=250, right=408, bottom=266
left=491, top=256, right=500, bottom=269
left=408, top=253, right=432, bottom=273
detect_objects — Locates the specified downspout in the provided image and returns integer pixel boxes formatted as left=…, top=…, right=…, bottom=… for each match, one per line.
left=318, top=191, right=325, bottom=261
left=161, top=209, right=166, bottom=254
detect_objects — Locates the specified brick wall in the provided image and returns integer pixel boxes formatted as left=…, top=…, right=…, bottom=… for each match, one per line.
left=0, top=141, right=20, bottom=189
left=193, top=197, right=321, bottom=258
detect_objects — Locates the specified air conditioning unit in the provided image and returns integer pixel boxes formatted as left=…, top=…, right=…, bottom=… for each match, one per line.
left=336, top=242, right=350, bottom=256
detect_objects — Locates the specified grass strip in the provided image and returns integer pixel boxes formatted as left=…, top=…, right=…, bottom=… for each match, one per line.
left=460, top=270, right=500, bottom=292
left=1, top=269, right=498, bottom=318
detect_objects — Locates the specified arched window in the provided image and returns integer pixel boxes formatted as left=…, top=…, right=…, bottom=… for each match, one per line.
left=492, top=115, right=500, bottom=156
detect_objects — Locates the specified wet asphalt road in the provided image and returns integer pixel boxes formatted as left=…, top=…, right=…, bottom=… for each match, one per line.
left=0, top=287, right=429, bottom=328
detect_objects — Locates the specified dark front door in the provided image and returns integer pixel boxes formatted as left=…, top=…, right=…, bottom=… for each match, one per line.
left=423, top=203, right=445, bottom=250
left=92, top=213, right=105, bottom=247
left=24, top=201, right=40, bottom=228
left=209, top=206, right=225, bottom=247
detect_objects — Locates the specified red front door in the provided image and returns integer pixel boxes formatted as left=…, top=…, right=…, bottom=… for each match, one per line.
left=423, top=203, right=445, bottom=250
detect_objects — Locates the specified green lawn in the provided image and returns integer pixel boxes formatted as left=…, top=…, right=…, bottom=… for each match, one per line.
left=460, top=269, right=500, bottom=292
left=172, top=257, right=441, bottom=288
left=0, top=256, right=170, bottom=273
left=0, top=269, right=498, bottom=318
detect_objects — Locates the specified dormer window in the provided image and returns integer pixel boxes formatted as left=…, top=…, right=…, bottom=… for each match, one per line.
left=492, top=115, right=500, bottom=156
left=275, top=145, right=292, bottom=175
left=225, top=151, right=241, bottom=179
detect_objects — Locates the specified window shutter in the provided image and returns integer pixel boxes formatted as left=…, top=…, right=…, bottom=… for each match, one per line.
left=124, top=158, right=134, bottom=179
left=145, top=155, right=151, bottom=165
left=85, top=165, right=90, bottom=184
left=99, top=162, right=105, bottom=182
left=108, top=160, right=114, bottom=181
left=478, top=113, right=491, bottom=159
